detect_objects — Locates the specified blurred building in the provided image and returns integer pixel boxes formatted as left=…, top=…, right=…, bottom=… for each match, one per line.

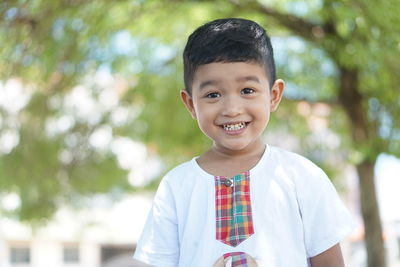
left=0, top=194, right=153, bottom=267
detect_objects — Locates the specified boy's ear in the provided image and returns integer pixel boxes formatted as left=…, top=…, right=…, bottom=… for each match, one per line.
left=270, top=79, right=285, bottom=112
left=180, top=89, right=197, bottom=119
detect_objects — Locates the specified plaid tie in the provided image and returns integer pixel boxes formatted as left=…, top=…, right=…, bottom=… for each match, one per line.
left=215, top=171, right=254, bottom=247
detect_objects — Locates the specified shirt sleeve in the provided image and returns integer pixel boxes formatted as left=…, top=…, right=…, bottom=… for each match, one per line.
left=296, top=167, right=355, bottom=258
left=133, top=178, right=180, bottom=267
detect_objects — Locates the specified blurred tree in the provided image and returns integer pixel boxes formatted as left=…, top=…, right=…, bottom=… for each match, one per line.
left=1, top=0, right=399, bottom=266
left=222, top=2, right=399, bottom=266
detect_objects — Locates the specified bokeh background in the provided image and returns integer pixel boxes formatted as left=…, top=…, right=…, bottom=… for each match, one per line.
left=0, top=0, right=399, bottom=266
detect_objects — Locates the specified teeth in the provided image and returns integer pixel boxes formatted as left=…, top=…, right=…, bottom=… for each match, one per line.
left=223, top=122, right=246, bottom=131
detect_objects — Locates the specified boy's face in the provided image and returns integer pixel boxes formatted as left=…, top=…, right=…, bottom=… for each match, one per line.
left=181, top=62, right=284, bottom=155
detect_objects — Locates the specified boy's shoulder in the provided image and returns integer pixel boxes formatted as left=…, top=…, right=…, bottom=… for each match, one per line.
left=267, top=145, right=327, bottom=178
left=160, top=157, right=200, bottom=184
left=266, top=146, right=337, bottom=201
left=268, top=145, right=319, bottom=166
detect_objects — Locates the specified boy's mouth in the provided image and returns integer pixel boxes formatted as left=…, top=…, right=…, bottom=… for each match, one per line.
left=222, top=122, right=247, bottom=131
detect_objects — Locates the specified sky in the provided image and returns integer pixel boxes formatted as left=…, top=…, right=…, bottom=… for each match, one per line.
left=375, top=153, right=400, bottom=222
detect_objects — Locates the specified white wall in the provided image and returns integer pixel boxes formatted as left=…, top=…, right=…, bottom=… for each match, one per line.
left=0, top=240, right=100, bottom=267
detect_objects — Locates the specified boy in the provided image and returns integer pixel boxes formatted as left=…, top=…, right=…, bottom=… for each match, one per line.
left=133, top=18, right=354, bottom=267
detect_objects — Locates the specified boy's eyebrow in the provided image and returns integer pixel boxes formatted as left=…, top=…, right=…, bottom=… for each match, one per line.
left=236, top=76, right=261, bottom=83
left=199, top=80, right=217, bottom=90
left=198, top=76, right=261, bottom=90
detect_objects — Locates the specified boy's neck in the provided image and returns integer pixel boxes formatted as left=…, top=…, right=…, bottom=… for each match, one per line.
left=196, top=142, right=266, bottom=178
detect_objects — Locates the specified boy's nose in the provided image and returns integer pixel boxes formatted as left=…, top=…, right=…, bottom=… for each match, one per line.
left=221, top=96, right=243, bottom=117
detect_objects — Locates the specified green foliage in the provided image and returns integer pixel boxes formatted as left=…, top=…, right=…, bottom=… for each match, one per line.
left=1, top=0, right=399, bottom=223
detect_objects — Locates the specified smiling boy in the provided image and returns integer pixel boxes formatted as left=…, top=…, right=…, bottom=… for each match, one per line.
left=133, top=18, right=354, bottom=267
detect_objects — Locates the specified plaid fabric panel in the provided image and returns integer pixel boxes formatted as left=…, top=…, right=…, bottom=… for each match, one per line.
left=223, top=252, right=248, bottom=267
left=215, top=171, right=254, bottom=247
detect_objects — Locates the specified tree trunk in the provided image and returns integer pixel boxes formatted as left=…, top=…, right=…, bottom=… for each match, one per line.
left=356, top=160, right=386, bottom=267
left=338, top=68, right=386, bottom=267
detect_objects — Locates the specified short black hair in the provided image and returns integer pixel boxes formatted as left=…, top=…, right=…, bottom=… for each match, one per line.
left=183, top=18, right=276, bottom=95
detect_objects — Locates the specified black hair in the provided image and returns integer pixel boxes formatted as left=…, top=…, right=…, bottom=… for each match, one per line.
left=183, top=18, right=276, bottom=95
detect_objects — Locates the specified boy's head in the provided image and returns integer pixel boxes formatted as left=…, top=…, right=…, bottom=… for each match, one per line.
left=183, top=18, right=276, bottom=95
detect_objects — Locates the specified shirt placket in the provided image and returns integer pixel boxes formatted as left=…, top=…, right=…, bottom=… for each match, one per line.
left=215, top=172, right=254, bottom=247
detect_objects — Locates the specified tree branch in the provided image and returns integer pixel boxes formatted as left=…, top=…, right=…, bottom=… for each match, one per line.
left=228, top=0, right=337, bottom=42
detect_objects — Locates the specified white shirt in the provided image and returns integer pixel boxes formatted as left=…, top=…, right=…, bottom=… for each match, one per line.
left=133, top=145, right=354, bottom=267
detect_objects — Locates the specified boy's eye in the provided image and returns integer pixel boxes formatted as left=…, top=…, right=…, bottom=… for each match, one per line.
left=205, top=92, right=220, bottom=98
left=241, top=88, right=254, bottom=94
